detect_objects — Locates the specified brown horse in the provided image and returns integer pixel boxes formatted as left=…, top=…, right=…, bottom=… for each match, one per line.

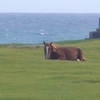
left=43, top=41, right=86, bottom=61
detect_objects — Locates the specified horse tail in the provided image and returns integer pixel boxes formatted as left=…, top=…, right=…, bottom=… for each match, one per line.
left=77, top=47, right=86, bottom=61
left=83, top=57, right=86, bottom=61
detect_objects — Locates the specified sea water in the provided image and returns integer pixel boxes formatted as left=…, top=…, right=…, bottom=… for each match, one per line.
left=0, top=13, right=100, bottom=44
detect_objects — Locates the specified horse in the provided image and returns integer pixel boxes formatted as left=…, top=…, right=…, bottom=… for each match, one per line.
left=43, top=41, right=86, bottom=61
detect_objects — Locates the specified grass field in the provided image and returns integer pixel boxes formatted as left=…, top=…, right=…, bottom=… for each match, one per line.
left=0, top=39, right=100, bottom=100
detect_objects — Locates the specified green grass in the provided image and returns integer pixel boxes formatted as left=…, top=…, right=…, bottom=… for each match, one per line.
left=0, top=39, right=100, bottom=100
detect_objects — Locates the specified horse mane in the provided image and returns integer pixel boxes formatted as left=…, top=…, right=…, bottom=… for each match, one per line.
left=51, top=43, right=59, bottom=52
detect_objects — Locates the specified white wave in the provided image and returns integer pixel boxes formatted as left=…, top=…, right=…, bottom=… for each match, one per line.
left=13, top=38, right=16, bottom=40
left=6, top=34, right=9, bottom=36
left=40, top=32, right=45, bottom=35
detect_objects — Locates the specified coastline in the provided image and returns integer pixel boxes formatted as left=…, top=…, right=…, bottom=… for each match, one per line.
left=0, top=38, right=99, bottom=48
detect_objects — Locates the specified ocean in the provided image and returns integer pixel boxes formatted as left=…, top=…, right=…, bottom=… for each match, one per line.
left=0, top=13, right=100, bottom=44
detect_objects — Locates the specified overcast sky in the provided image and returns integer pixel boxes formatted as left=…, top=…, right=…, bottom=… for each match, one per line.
left=0, top=0, right=100, bottom=13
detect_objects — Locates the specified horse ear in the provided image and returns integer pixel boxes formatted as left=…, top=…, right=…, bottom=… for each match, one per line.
left=43, top=41, right=45, bottom=45
left=50, top=41, right=53, bottom=45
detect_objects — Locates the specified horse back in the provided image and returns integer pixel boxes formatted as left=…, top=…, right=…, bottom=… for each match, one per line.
left=59, top=47, right=78, bottom=60
left=61, top=46, right=85, bottom=61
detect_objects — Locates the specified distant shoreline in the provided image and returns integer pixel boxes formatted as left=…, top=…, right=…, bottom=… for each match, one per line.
left=0, top=39, right=99, bottom=48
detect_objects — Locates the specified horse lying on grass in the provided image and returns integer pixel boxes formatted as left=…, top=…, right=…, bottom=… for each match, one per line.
left=43, top=41, right=86, bottom=61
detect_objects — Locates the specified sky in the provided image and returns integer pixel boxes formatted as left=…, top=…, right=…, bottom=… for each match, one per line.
left=0, top=0, right=100, bottom=13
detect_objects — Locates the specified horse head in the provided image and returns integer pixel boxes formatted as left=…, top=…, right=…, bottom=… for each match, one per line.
left=43, top=41, right=59, bottom=59
left=43, top=41, right=53, bottom=59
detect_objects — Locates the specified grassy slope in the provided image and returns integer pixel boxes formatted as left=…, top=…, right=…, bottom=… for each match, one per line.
left=0, top=39, right=100, bottom=100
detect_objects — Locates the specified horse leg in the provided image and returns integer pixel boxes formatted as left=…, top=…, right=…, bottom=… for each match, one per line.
left=77, top=59, right=80, bottom=61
